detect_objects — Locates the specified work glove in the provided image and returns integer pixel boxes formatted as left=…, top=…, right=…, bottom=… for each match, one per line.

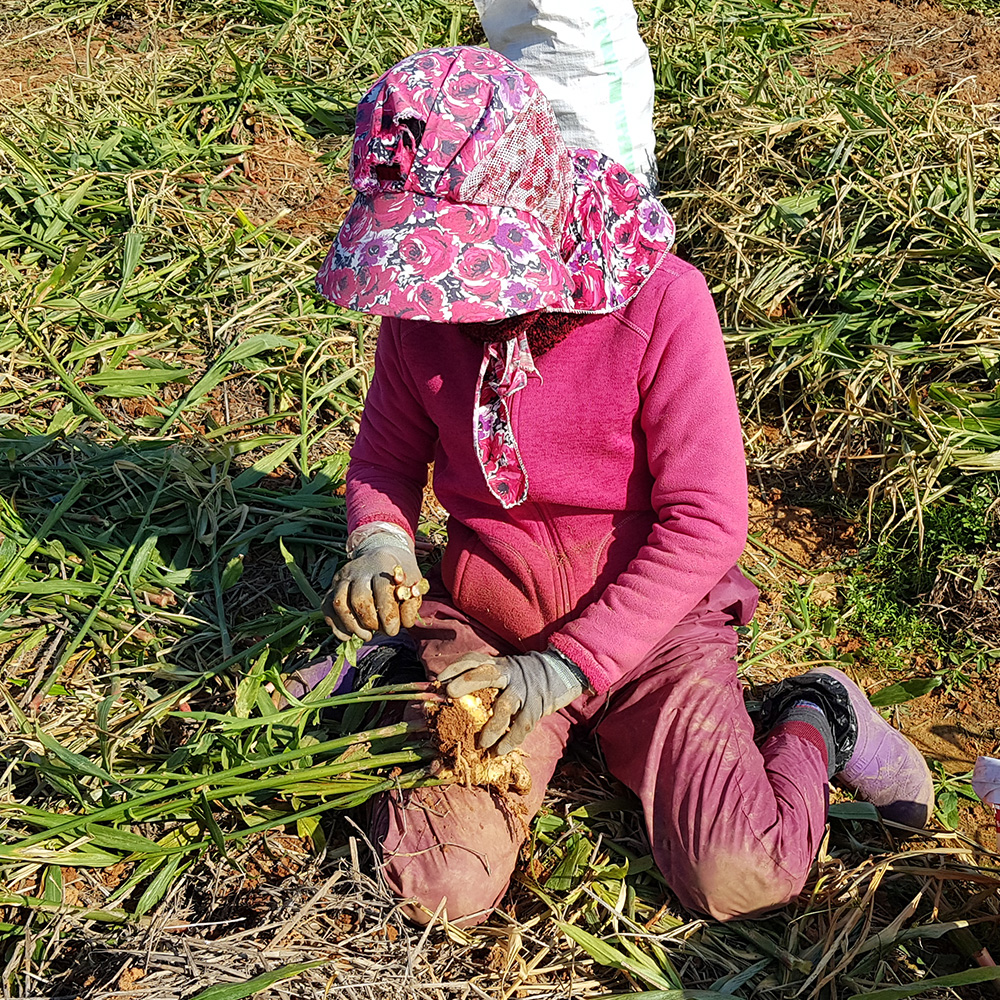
left=323, top=524, right=425, bottom=641
left=438, top=648, right=590, bottom=755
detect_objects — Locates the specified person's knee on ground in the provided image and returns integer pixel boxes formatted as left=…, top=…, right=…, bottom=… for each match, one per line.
left=368, top=598, right=575, bottom=928
left=666, top=841, right=810, bottom=922
left=681, top=664, right=934, bottom=921
left=591, top=601, right=829, bottom=924
left=371, top=784, right=522, bottom=927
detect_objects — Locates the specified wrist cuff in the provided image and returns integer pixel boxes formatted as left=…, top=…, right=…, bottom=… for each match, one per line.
left=545, top=646, right=593, bottom=693
left=347, top=521, right=414, bottom=558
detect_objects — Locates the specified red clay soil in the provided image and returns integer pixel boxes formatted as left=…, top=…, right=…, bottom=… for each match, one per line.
left=747, top=485, right=858, bottom=576
left=0, top=19, right=184, bottom=102
left=904, top=676, right=1000, bottom=845
left=815, top=0, right=1000, bottom=103
left=222, top=116, right=350, bottom=236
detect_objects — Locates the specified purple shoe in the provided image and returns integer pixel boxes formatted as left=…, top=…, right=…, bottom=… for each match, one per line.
left=275, top=655, right=356, bottom=709
left=807, top=667, right=934, bottom=829
left=275, top=634, right=423, bottom=709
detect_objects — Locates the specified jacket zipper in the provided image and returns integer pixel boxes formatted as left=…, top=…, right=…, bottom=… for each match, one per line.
left=535, top=500, right=571, bottom=623
left=510, top=370, right=572, bottom=622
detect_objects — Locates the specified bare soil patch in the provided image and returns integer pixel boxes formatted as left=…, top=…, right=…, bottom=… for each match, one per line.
left=224, top=116, right=351, bottom=236
left=815, top=0, right=1000, bottom=103
left=0, top=17, right=182, bottom=102
left=747, top=484, right=857, bottom=576
left=908, top=675, right=1000, bottom=837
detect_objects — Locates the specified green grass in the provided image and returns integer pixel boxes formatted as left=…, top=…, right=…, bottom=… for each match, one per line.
left=643, top=0, right=1000, bottom=516
left=940, top=0, right=998, bottom=10
left=816, top=479, right=1000, bottom=678
left=1, top=0, right=1000, bottom=995
left=738, top=477, right=1000, bottom=695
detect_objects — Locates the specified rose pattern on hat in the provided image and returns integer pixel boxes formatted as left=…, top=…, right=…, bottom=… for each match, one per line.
left=318, top=46, right=574, bottom=323
left=320, top=194, right=573, bottom=322
left=559, top=150, right=677, bottom=314
left=316, top=45, right=678, bottom=502
left=352, top=48, right=539, bottom=202
left=318, top=150, right=676, bottom=323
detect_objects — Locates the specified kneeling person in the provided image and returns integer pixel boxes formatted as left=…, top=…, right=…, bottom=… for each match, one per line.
left=317, top=46, right=934, bottom=926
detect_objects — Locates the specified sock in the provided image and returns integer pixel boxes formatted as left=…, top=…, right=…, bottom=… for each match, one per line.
left=775, top=699, right=836, bottom=779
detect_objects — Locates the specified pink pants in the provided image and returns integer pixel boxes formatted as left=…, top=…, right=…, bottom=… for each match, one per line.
left=372, top=568, right=829, bottom=924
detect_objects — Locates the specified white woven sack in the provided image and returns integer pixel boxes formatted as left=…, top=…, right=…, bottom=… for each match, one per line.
left=474, top=0, right=658, bottom=189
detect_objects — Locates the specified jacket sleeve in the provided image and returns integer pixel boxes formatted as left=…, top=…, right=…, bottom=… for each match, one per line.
left=548, top=268, right=750, bottom=692
left=346, top=317, right=438, bottom=539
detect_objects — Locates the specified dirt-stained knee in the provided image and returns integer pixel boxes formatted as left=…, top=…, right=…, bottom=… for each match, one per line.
left=675, top=848, right=806, bottom=921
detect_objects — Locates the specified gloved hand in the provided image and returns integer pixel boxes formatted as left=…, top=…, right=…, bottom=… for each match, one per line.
left=323, top=525, right=424, bottom=641
left=438, top=648, right=590, bottom=755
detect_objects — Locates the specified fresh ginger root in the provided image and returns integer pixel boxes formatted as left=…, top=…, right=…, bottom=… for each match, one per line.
left=456, top=692, right=491, bottom=730
left=392, top=565, right=430, bottom=602
left=426, top=686, right=531, bottom=796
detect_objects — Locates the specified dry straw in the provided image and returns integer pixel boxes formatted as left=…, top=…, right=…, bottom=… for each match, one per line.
left=1, top=0, right=999, bottom=995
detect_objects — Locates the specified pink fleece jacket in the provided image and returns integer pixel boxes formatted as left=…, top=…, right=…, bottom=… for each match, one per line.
left=346, top=254, right=751, bottom=693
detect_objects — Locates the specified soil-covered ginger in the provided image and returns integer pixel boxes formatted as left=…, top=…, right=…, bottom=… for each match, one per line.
left=426, top=687, right=532, bottom=796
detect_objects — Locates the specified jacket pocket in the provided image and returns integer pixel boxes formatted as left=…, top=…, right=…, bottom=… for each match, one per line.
left=443, top=523, right=551, bottom=644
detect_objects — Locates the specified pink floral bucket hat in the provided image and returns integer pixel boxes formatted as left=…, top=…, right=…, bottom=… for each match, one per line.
left=317, top=46, right=676, bottom=323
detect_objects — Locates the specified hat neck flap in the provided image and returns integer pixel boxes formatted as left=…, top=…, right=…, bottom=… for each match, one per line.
left=560, top=149, right=676, bottom=315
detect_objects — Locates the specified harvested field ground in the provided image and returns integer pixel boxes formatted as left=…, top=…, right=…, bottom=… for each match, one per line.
left=1, top=0, right=999, bottom=996
left=816, top=0, right=1000, bottom=103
